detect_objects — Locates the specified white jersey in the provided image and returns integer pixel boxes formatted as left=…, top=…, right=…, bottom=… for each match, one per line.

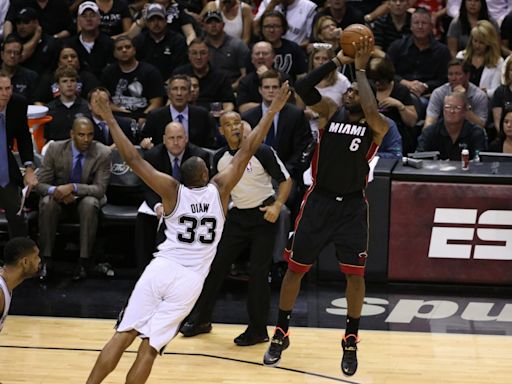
left=155, top=184, right=225, bottom=277
left=0, top=274, right=12, bottom=332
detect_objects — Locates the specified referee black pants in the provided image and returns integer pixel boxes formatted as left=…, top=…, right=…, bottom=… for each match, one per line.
left=190, top=206, right=277, bottom=337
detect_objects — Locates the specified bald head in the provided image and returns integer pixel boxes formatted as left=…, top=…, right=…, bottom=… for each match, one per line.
left=163, top=122, right=188, bottom=156
left=251, top=41, right=275, bottom=69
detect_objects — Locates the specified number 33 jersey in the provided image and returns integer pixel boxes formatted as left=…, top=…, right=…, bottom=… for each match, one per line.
left=314, top=107, right=379, bottom=196
left=155, top=184, right=225, bottom=276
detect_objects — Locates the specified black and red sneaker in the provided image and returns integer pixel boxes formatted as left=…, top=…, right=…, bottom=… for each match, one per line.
left=263, top=327, right=290, bottom=367
left=341, top=334, right=359, bottom=376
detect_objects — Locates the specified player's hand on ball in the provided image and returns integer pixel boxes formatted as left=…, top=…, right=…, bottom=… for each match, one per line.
left=353, top=36, right=374, bottom=70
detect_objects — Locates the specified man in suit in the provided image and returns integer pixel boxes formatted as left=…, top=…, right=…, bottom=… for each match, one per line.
left=135, top=121, right=210, bottom=273
left=35, top=117, right=112, bottom=280
left=241, top=70, right=313, bottom=217
left=140, top=74, right=216, bottom=149
left=86, top=87, right=139, bottom=147
left=0, top=71, right=37, bottom=238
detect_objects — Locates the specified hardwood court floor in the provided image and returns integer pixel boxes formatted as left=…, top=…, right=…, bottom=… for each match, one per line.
left=0, top=316, right=511, bottom=384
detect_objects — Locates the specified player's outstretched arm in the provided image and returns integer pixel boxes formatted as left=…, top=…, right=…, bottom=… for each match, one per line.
left=353, top=37, right=388, bottom=145
left=91, top=91, right=178, bottom=205
left=213, top=82, right=291, bottom=202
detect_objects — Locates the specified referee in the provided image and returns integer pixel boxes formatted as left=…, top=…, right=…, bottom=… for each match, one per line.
left=180, top=113, right=292, bottom=346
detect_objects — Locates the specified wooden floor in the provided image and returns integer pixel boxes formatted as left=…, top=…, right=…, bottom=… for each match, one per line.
left=0, top=316, right=511, bottom=383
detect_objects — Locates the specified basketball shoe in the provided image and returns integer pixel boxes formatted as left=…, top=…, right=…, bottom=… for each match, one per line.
left=341, top=334, right=359, bottom=376
left=263, top=327, right=289, bottom=367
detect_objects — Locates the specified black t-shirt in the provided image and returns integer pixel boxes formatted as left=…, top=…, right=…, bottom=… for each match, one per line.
left=101, top=61, right=165, bottom=119
left=133, top=29, right=188, bottom=80
left=16, top=33, right=62, bottom=75
left=99, top=0, right=132, bottom=37
left=45, top=98, right=90, bottom=141
left=490, top=84, right=512, bottom=109
left=273, top=38, right=308, bottom=81
left=11, top=66, right=39, bottom=101
left=312, top=5, right=365, bottom=31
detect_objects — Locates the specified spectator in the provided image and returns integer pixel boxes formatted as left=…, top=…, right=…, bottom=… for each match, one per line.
left=310, top=16, right=341, bottom=52
left=0, top=34, right=38, bottom=100
left=36, top=117, right=112, bottom=281
left=173, top=37, right=236, bottom=112
left=4, top=0, right=73, bottom=39
left=179, top=115, right=292, bottom=346
left=242, top=70, right=312, bottom=218
left=417, top=92, right=487, bottom=160
left=353, top=0, right=390, bottom=24
left=446, top=0, right=498, bottom=58
left=132, top=3, right=188, bottom=80
left=489, top=107, right=512, bottom=152
left=447, top=0, right=511, bottom=29
left=44, top=66, right=90, bottom=142
left=101, top=35, right=164, bottom=125
left=32, top=45, right=101, bottom=105
left=127, top=0, right=196, bottom=46
left=199, top=0, right=253, bottom=45
left=65, top=1, right=115, bottom=79
left=257, top=11, right=307, bottom=81
left=424, top=58, right=488, bottom=129
left=188, top=74, right=200, bottom=104
left=387, top=7, right=451, bottom=99
left=237, top=41, right=292, bottom=113
left=501, top=9, right=512, bottom=51
left=0, top=71, right=37, bottom=239
left=135, top=121, right=210, bottom=273
left=12, top=7, right=61, bottom=75
left=86, top=87, right=139, bottom=146
left=410, top=0, right=448, bottom=41
left=372, top=0, right=411, bottom=52
left=367, top=56, right=419, bottom=154
left=456, top=20, right=503, bottom=99
left=96, top=0, right=133, bottom=38
left=141, top=74, right=216, bottom=148
left=0, top=1, right=9, bottom=40
left=254, top=0, right=317, bottom=47
left=491, top=58, right=512, bottom=134
left=202, top=10, right=249, bottom=90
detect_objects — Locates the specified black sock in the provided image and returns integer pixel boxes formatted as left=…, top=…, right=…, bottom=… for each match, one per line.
left=345, top=316, right=360, bottom=337
left=276, top=309, right=292, bottom=334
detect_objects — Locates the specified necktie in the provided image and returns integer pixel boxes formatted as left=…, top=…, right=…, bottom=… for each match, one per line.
left=173, top=157, right=180, bottom=181
left=69, top=153, right=83, bottom=184
left=265, top=121, right=276, bottom=148
left=99, top=121, right=109, bottom=144
left=0, top=113, right=9, bottom=188
left=176, top=114, right=184, bottom=124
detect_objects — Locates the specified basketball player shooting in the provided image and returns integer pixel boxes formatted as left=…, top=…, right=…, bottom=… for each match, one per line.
left=86, top=83, right=290, bottom=384
left=262, top=34, right=388, bottom=376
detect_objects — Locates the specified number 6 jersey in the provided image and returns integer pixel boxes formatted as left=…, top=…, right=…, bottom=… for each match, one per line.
left=155, top=184, right=225, bottom=277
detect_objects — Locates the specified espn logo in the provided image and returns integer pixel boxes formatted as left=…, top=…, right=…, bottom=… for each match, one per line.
left=428, top=208, right=512, bottom=260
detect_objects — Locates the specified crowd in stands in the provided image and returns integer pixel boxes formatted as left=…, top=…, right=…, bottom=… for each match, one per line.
left=2, top=0, right=512, bottom=279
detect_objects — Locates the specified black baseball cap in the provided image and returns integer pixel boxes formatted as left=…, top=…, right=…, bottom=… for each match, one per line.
left=15, top=7, right=38, bottom=23
left=203, top=10, right=223, bottom=23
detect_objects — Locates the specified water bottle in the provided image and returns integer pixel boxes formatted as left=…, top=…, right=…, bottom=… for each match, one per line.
left=473, top=150, right=480, bottom=163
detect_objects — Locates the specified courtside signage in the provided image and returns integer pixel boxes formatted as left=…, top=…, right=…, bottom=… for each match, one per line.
left=388, top=182, right=512, bottom=284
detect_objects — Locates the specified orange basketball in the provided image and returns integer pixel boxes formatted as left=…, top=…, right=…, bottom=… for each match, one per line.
left=339, top=24, right=374, bottom=58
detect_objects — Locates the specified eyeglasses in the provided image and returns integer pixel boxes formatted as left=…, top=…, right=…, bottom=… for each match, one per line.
left=444, top=104, right=464, bottom=112
left=262, top=24, right=282, bottom=30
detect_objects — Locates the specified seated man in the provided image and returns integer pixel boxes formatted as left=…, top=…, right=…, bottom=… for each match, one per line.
left=417, top=92, right=487, bottom=160
left=35, top=117, right=112, bottom=280
left=135, top=122, right=211, bottom=273
left=424, top=59, right=488, bottom=129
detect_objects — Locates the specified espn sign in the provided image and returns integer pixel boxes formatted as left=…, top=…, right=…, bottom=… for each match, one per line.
left=428, top=209, right=512, bottom=260
left=388, top=181, right=512, bottom=284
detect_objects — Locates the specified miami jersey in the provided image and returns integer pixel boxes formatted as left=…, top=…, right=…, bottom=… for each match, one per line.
left=155, top=184, right=225, bottom=277
left=313, top=107, right=379, bottom=195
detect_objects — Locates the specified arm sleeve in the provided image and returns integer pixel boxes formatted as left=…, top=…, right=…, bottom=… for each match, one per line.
left=295, top=60, right=338, bottom=106
left=255, top=145, right=290, bottom=183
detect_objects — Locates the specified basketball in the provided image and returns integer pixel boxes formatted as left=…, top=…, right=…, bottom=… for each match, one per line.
left=339, top=24, right=374, bottom=58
